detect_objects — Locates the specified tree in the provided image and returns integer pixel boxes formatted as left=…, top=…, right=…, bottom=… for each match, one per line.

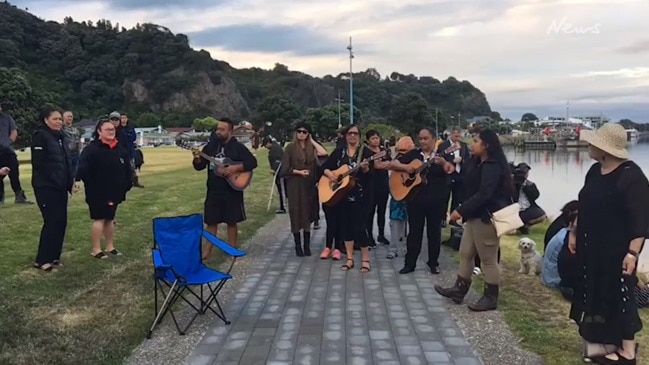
left=490, top=111, right=502, bottom=121
left=364, top=123, right=401, bottom=139
left=255, top=94, right=303, bottom=142
left=521, top=113, right=538, bottom=122
left=388, top=93, right=435, bottom=136
left=192, top=116, right=218, bottom=131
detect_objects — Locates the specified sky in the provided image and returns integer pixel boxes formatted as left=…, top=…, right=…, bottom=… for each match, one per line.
left=10, top=0, right=649, bottom=122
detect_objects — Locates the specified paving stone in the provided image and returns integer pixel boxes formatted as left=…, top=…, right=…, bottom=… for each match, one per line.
left=183, top=222, right=482, bottom=364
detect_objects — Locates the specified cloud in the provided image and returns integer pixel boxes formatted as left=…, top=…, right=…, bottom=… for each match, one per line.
left=187, top=24, right=362, bottom=57
left=571, top=67, right=649, bottom=79
left=616, top=39, right=649, bottom=54
left=11, top=0, right=222, bottom=10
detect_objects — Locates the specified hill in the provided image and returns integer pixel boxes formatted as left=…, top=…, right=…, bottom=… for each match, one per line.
left=0, top=1, right=494, bottom=144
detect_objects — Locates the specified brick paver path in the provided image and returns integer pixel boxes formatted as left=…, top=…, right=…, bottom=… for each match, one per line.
left=186, top=226, right=482, bottom=365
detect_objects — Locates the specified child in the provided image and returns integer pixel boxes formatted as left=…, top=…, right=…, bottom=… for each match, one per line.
left=387, top=136, right=415, bottom=259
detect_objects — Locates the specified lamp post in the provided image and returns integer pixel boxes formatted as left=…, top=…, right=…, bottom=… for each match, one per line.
left=335, top=91, right=343, bottom=130
left=347, top=37, right=354, bottom=125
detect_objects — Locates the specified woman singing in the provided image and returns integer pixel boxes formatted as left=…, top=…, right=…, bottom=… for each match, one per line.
left=76, top=118, right=134, bottom=259
left=280, top=122, right=327, bottom=257
left=31, top=107, right=75, bottom=271
left=435, top=128, right=512, bottom=312
left=389, top=127, right=454, bottom=275
left=321, top=124, right=373, bottom=272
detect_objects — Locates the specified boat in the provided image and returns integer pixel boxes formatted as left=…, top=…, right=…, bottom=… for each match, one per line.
left=626, top=128, right=639, bottom=144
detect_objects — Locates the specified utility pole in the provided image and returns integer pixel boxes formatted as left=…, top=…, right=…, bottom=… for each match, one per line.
left=435, top=108, right=439, bottom=136
left=347, top=37, right=354, bottom=125
left=335, top=91, right=343, bottom=130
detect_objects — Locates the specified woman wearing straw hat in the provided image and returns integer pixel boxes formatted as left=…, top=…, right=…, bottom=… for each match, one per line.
left=569, top=122, right=649, bottom=364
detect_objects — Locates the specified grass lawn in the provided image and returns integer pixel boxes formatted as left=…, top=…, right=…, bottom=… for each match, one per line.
left=0, top=146, right=278, bottom=365
left=490, top=223, right=649, bottom=365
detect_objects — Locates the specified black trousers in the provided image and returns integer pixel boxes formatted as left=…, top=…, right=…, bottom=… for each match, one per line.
left=34, top=188, right=68, bottom=265
left=367, top=188, right=389, bottom=239
left=405, top=199, right=445, bottom=268
left=274, top=173, right=287, bottom=210
left=0, top=152, right=23, bottom=195
left=323, top=204, right=342, bottom=250
left=445, top=174, right=464, bottom=213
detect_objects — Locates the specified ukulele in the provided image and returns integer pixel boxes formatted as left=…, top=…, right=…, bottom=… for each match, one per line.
left=318, top=149, right=387, bottom=206
left=182, top=143, right=253, bottom=191
left=389, top=144, right=460, bottom=201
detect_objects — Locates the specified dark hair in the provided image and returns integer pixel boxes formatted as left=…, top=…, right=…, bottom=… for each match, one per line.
left=218, top=117, right=234, bottom=129
left=120, top=112, right=127, bottom=117
left=38, top=106, right=61, bottom=126
left=340, top=124, right=360, bottom=136
left=262, top=137, right=273, bottom=145
left=561, top=200, right=579, bottom=225
left=419, top=127, right=437, bottom=139
left=365, top=129, right=380, bottom=140
left=477, top=128, right=513, bottom=192
left=92, top=119, right=113, bottom=140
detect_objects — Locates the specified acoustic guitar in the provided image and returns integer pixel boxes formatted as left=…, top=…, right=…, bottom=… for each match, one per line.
left=181, top=143, right=253, bottom=191
left=389, top=145, right=460, bottom=201
left=318, top=150, right=387, bottom=206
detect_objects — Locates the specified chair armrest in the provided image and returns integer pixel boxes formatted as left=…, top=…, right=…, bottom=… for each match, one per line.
left=152, top=248, right=186, bottom=283
left=202, top=230, right=246, bottom=258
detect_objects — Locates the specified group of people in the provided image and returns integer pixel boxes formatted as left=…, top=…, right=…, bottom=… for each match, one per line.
left=25, top=108, right=140, bottom=271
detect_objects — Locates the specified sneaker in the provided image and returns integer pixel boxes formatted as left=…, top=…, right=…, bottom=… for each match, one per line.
left=386, top=251, right=398, bottom=259
left=473, top=267, right=482, bottom=275
left=275, top=208, right=287, bottom=214
left=320, top=247, right=332, bottom=260
left=332, top=249, right=342, bottom=261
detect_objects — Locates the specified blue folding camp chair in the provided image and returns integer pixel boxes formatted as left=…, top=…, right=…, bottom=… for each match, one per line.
left=147, top=213, right=246, bottom=338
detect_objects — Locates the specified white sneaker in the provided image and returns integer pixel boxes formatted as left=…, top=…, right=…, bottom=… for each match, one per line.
left=473, top=267, right=482, bottom=275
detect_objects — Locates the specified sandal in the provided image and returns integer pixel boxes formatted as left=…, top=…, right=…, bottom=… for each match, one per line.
left=33, top=263, right=57, bottom=272
left=341, top=259, right=354, bottom=271
left=107, top=249, right=122, bottom=256
left=594, top=351, right=636, bottom=365
left=52, top=260, right=63, bottom=267
left=360, top=260, right=371, bottom=273
left=91, top=252, right=108, bottom=259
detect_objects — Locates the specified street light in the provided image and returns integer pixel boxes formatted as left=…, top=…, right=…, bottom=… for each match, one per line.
left=334, top=91, right=343, bottom=130
left=347, top=37, right=354, bottom=125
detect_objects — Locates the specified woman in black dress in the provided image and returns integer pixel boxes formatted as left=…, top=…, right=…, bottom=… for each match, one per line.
left=569, top=123, right=649, bottom=364
left=76, top=118, right=133, bottom=259
left=365, top=130, right=391, bottom=246
left=322, top=124, right=373, bottom=272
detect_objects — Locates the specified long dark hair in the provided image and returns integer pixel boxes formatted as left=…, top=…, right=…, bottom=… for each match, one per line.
left=38, top=106, right=61, bottom=127
left=92, top=119, right=112, bottom=140
left=560, top=200, right=579, bottom=225
left=478, top=129, right=513, bottom=193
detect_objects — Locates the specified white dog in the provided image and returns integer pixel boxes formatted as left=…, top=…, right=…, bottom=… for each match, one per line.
left=518, top=237, right=543, bottom=275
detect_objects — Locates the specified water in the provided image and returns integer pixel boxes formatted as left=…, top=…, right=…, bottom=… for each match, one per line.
left=505, top=142, right=649, bottom=217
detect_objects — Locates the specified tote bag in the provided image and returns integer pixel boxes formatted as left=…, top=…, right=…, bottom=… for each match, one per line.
left=490, top=202, right=524, bottom=237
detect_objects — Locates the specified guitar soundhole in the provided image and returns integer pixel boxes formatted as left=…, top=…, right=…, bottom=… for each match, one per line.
left=331, top=182, right=341, bottom=191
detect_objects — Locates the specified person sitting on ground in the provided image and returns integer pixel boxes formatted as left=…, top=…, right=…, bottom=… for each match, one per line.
left=542, top=204, right=578, bottom=295
left=544, top=200, right=579, bottom=249
left=511, top=162, right=546, bottom=234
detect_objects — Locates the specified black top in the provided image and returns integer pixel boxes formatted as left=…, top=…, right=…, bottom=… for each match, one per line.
left=76, top=139, right=133, bottom=205
left=267, top=142, right=283, bottom=172
left=367, top=146, right=391, bottom=193
left=322, top=145, right=374, bottom=202
left=398, top=148, right=451, bottom=203
left=437, top=139, right=471, bottom=176
left=193, top=134, right=258, bottom=195
left=31, top=126, right=74, bottom=192
left=456, top=157, right=512, bottom=222
left=544, top=213, right=567, bottom=249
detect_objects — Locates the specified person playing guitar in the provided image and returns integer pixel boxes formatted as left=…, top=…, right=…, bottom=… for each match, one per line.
left=192, top=118, right=258, bottom=260
left=388, top=127, right=455, bottom=275
left=321, top=124, right=374, bottom=273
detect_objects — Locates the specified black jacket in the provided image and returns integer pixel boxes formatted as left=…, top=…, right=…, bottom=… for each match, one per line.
left=457, top=156, right=513, bottom=223
left=437, top=139, right=470, bottom=176
left=514, top=180, right=541, bottom=207
left=267, top=143, right=283, bottom=172
left=76, top=139, right=133, bottom=205
left=31, top=126, right=74, bottom=192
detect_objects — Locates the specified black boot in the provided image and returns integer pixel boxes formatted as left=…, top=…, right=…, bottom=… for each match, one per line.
left=15, top=190, right=33, bottom=204
left=468, top=284, right=499, bottom=311
left=133, top=175, right=144, bottom=188
left=293, top=232, right=304, bottom=257
left=303, top=231, right=311, bottom=256
left=434, top=275, right=471, bottom=304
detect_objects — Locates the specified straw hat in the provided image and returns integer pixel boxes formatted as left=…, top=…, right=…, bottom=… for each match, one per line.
left=580, top=123, right=629, bottom=159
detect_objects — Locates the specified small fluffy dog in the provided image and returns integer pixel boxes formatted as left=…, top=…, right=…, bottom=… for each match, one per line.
left=518, top=237, right=543, bottom=275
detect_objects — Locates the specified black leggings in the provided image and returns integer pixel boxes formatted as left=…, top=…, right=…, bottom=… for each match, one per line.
left=475, top=249, right=501, bottom=268
left=274, top=174, right=287, bottom=210
left=337, top=199, right=369, bottom=247
left=367, top=188, right=388, bottom=239
left=405, top=200, right=445, bottom=268
left=34, top=188, right=68, bottom=265
left=323, top=204, right=342, bottom=250
left=0, top=152, right=23, bottom=194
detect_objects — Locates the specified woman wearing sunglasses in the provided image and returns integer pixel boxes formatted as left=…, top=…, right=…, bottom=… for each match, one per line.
left=280, top=122, right=327, bottom=257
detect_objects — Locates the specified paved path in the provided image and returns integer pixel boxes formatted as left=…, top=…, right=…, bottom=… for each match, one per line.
left=186, top=226, right=482, bottom=365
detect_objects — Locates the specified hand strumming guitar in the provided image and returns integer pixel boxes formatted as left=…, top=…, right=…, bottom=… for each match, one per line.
left=360, top=160, right=369, bottom=172
left=191, top=147, right=201, bottom=160
left=324, top=169, right=338, bottom=182
left=221, top=165, right=239, bottom=177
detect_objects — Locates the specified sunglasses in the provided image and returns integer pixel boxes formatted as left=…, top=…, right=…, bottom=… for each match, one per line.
left=296, top=129, right=309, bottom=135
left=347, top=131, right=359, bottom=136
